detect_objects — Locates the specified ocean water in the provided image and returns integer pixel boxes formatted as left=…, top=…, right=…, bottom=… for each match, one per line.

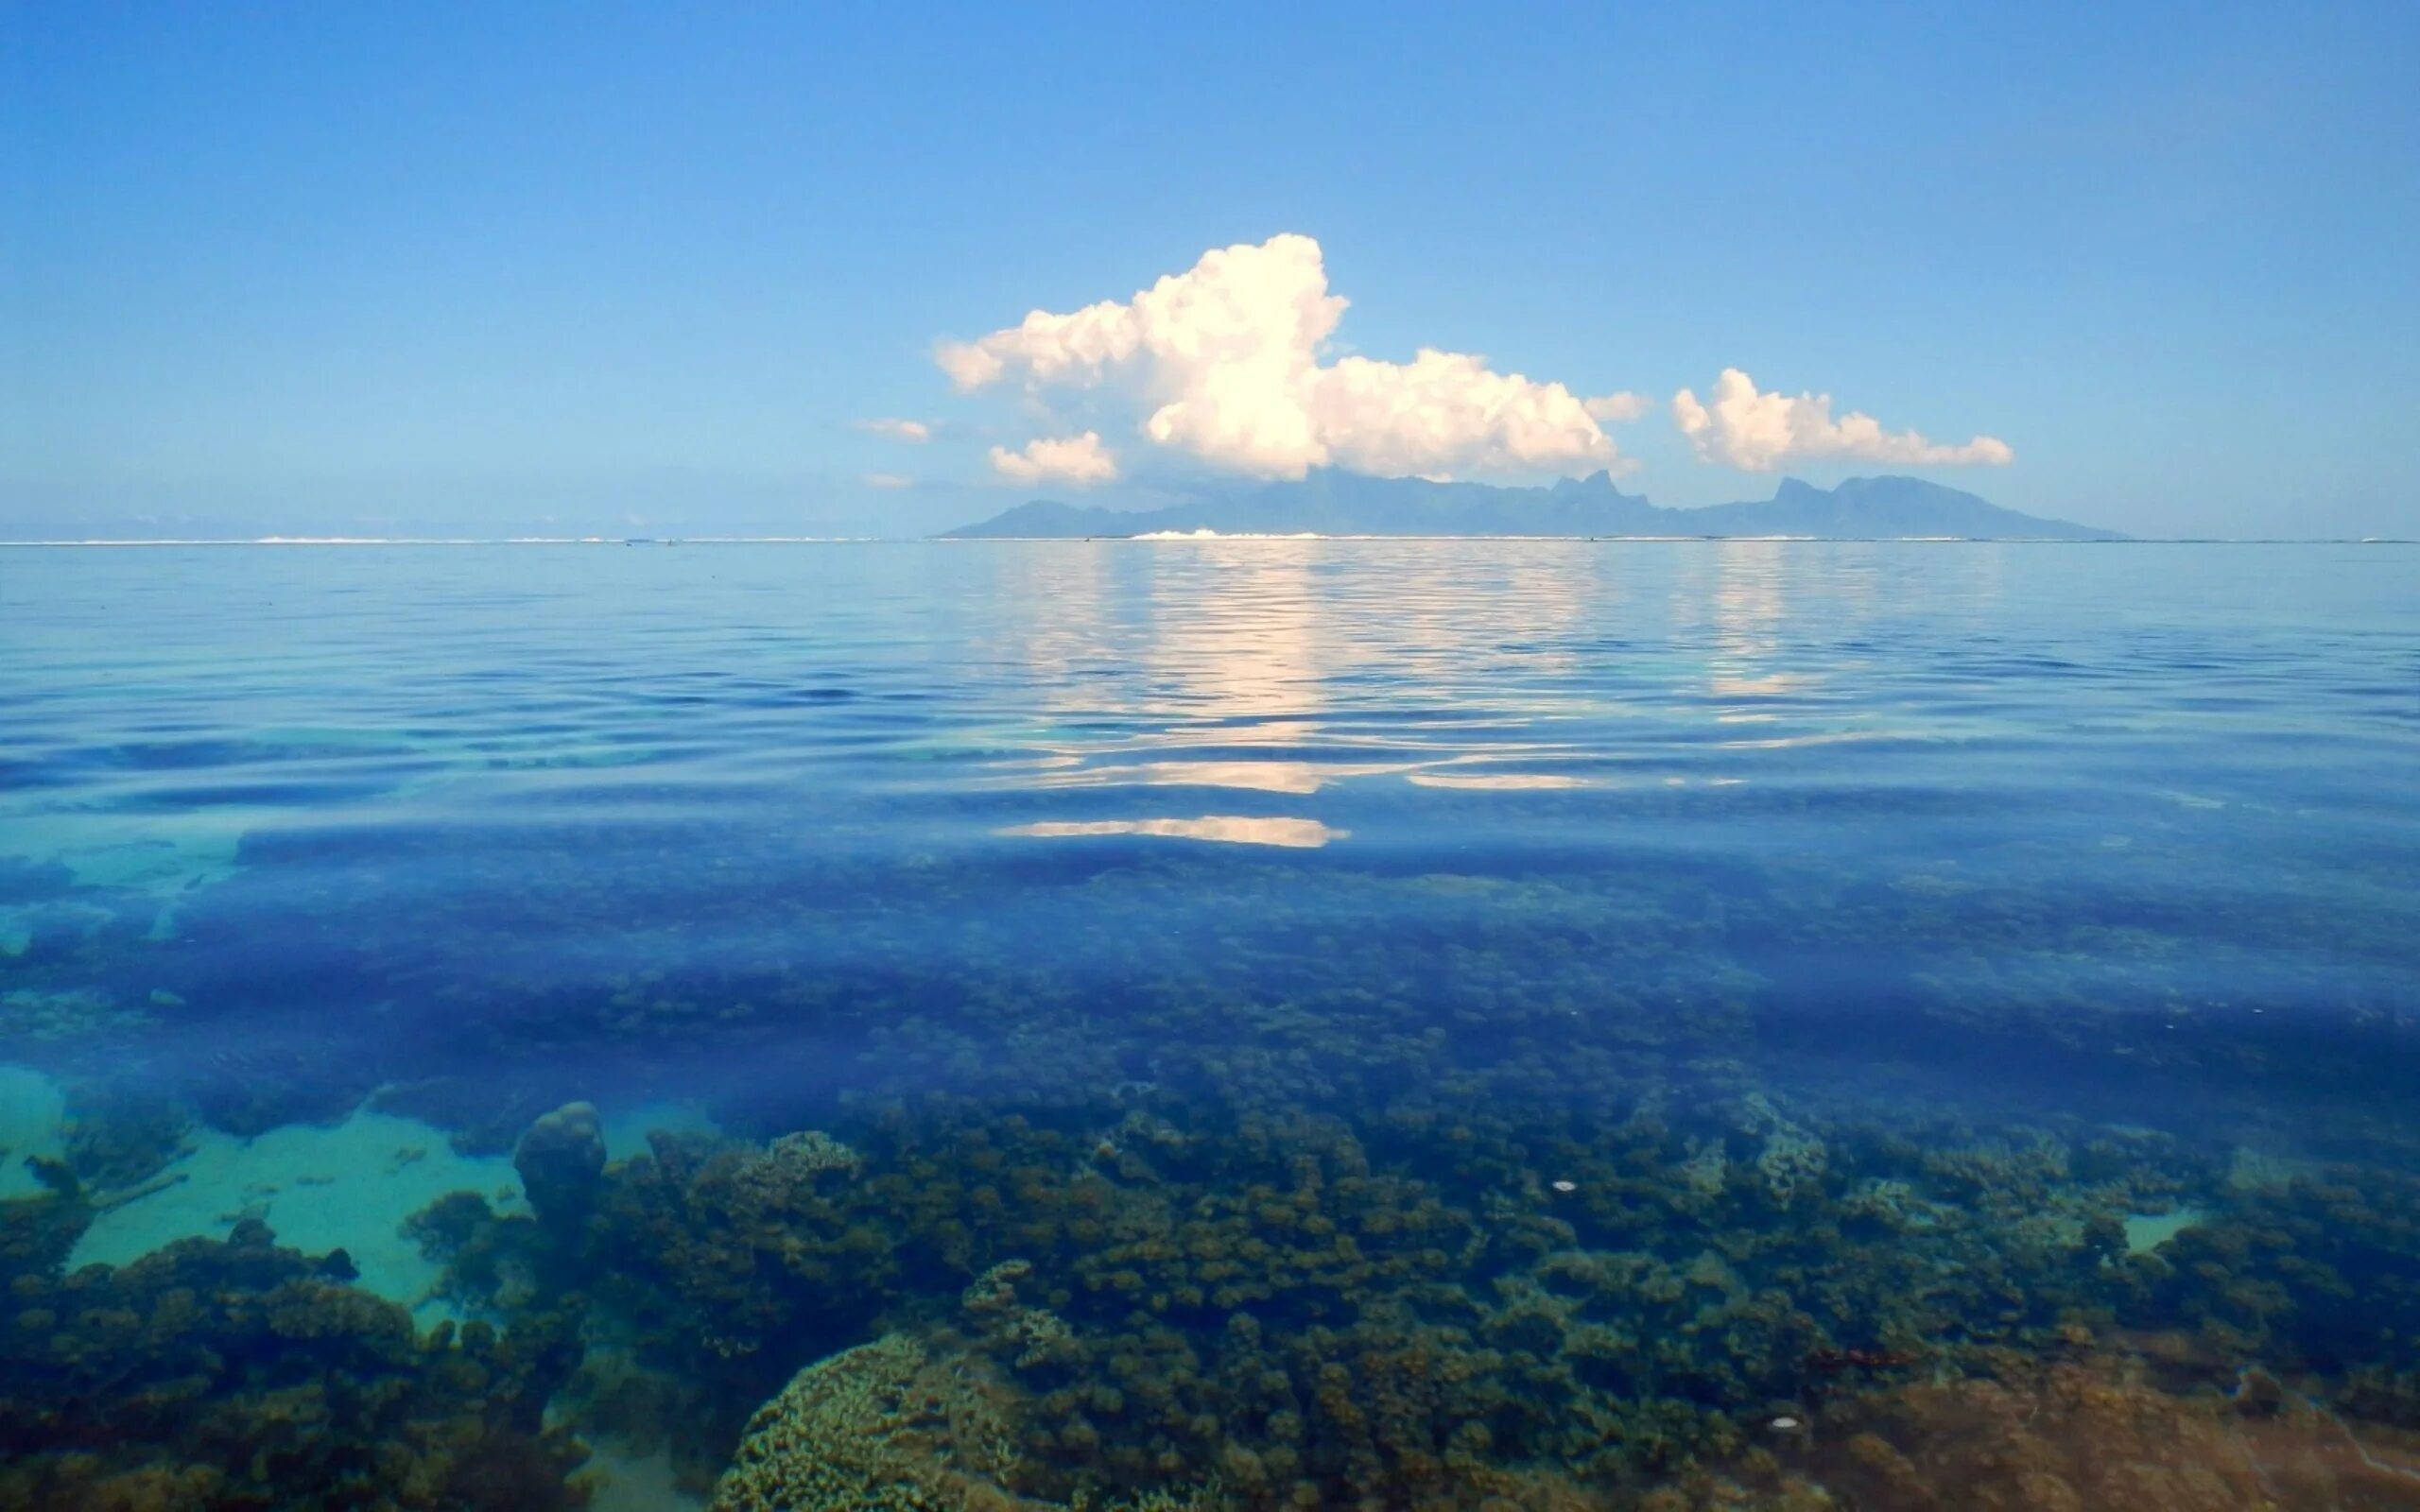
left=4, top=539, right=2419, bottom=1509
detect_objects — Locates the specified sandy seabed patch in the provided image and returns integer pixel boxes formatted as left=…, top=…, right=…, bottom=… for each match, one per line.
left=71, top=1103, right=528, bottom=1323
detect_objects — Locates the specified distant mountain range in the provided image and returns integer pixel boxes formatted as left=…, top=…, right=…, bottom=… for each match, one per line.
left=941, top=472, right=2127, bottom=541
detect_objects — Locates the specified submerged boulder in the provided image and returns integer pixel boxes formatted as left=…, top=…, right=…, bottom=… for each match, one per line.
left=0, top=1210, right=588, bottom=1510
left=515, top=1101, right=608, bottom=1229
left=709, top=1332, right=1050, bottom=1512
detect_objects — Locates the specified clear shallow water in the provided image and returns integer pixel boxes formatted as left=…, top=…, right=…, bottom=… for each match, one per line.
left=5, top=540, right=2420, bottom=1508
left=7, top=541, right=2414, bottom=1130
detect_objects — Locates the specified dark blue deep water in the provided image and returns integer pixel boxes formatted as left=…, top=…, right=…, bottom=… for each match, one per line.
left=5, top=540, right=2419, bottom=1509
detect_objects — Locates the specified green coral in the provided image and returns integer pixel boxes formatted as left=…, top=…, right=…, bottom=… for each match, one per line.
left=2118, top=1157, right=2420, bottom=1374
left=0, top=1197, right=590, bottom=1511
left=390, top=1070, right=2417, bottom=1507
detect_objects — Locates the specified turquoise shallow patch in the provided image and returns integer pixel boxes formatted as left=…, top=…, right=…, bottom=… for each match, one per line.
left=70, top=1105, right=529, bottom=1324
left=2123, top=1207, right=2206, bottom=1255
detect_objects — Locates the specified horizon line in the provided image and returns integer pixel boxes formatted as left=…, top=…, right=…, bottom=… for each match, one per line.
left=3, top=536, right=2411, bottom=549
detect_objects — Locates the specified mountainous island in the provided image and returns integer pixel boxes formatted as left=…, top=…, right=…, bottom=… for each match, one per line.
left=941, top=472, right=2127, bottom=541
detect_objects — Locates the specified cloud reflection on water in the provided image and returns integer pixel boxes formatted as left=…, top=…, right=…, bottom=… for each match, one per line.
left=966, top=537, right=2068, bottom=836
left=981, top=539, right=1626, bottom=811
left=1406, top=772, right=1593, bottom=790
left=997, top=816, right=1346, bottom=848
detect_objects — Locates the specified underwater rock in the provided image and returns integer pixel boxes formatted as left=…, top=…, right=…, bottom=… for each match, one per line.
left=61, top=1079, right=193, bottom=1191
left=708, top=1332, right=1051, bottom=1512
left=0, top=1188, right=92, bottom=1288
left=2119, top=1160, right=2420, bottom=1376
left=731, top=1128, right=861, bottom=1202
left=183, top=1047, right=364, bottom=1137
left=0, top=986, right=147, bottom=1042
left=22, top=1153, right=79, bottom=1200
left=517, top=1101, right=609, bottom=1229
left=1739, top=1093, right=1826, bottom=1206
left=0, top=1207, right=591, bottom=1510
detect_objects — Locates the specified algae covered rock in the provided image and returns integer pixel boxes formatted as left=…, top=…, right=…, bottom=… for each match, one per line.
left=0, top=1207, right=590, bottom=1511
left=516, top=1100, right=609, bottom=1229
left=1782, top=1349, right=2420, bottom=1511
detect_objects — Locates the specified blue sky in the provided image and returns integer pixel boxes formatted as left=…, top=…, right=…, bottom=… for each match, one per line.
left=6, top=2, right=2416, bottom=538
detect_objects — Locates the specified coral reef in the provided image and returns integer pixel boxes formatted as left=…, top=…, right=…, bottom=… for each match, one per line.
left=0, top=1194, right=590, bottom=1511
left=389, top=1088, right=2266, bottom=1508
left=2118, top=1157, right=2420, bottom=1380
left=582, top=1127, right=892, bottom=1412
left=35, top=1061, right=2420, bottom=1510
left=1761, top=1349, right=2420, bottom=1511
left=23, top=844, right=2420, bottom=1508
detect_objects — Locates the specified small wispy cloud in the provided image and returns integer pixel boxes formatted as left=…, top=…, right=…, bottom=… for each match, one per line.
left=853, top=418, right=933, bottom=443
left=1672, top=368, right=2014, bottom=471
left=1582, top=391, right=1651, bottom=422
left=989, top=431, right=1118, bottom=487
left=863, top=472, right=915, bottom=489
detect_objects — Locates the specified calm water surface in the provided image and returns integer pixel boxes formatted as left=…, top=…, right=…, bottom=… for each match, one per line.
left=4, top=540, right=2418, bottom=1507
left=8, top=541, right=2413, bottom=1125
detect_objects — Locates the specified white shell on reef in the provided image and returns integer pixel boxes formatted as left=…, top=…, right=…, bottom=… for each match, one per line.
left=1549, top=1179, right=1577, bottom=1193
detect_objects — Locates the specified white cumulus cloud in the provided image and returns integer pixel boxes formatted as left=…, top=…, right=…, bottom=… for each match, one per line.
left=1672, top=368, right=2014, bottom=472
left=939, top=233, right=1626, bottom=480
left=989, top=431, right=1118, bottom=488
left=854, top=418, right=932, bottom=443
